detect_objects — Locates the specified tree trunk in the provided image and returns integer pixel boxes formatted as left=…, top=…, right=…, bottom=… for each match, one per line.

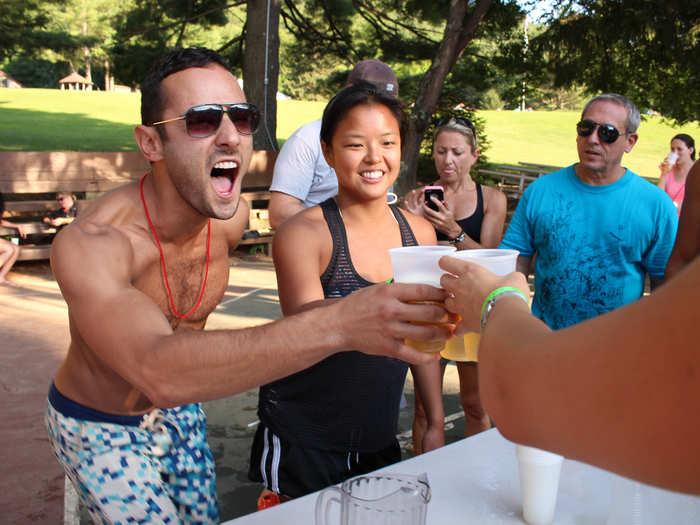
left=82, top=21, right=92, bottom=84
left=397, top=0, right=493, bottom=197
left=243, top=0, right=282, bottom=151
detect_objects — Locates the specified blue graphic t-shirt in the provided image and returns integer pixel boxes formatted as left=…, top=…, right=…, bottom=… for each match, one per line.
left=500, top=164, right=678, bottom=330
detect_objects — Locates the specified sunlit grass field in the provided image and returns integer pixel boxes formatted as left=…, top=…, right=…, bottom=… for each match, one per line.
left=1, top=88, right=698, bottom=181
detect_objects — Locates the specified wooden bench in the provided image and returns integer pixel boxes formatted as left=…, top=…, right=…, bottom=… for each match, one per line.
left=236, top=150, right=277, bottom=255
left=476, top=162, right=562, bottom=225
left=0, top=150, right=277, bottom=261
left=477, top=163, right=561, bottom=200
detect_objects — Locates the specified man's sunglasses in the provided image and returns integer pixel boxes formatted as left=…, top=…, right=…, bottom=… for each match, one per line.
left=576, top=119, right=624, bottom=144
left=438, top=115, right=477, bottom=136
left=151, top=103, right=260, bottom=138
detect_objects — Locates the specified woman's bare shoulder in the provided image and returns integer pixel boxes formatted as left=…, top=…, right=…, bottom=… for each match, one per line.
left=481, top=183, right=507, bottom=210
left=400, top=207, right=438, bottom=245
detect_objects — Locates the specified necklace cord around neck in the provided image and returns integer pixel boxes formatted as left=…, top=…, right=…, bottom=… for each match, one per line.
left=139, top=173, right=210, bottom=320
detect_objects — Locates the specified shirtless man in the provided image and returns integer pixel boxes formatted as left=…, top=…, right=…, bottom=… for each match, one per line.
left=45, top=47, right=447, bottom=524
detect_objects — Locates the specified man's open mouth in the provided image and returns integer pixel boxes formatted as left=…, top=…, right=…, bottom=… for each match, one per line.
left=211, top=160, right=238, bottom=196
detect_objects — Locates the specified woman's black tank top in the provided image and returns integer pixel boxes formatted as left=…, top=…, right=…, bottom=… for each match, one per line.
left=320, top=199, right=417, bottom=297
left=258, top=199, right=418, bottom=452
left=436, top=182, right=484, bottom=243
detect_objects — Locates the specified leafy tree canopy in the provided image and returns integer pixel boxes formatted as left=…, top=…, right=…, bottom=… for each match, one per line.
left=531, top=0, right=700, bottom=123
left=0, top=0, right=81, bottom=62
left=111, top=0, right=245, bottom=86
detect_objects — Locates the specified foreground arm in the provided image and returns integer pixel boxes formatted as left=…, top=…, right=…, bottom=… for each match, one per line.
left=665, top=161, right=700, bottom=280
left=440, top=256, right=700, bottom=495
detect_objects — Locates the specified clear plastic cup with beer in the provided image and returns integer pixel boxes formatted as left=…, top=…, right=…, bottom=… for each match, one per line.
left=440, top=249, right=520, bottom=361
left=388, top=245, right=457, bottom=352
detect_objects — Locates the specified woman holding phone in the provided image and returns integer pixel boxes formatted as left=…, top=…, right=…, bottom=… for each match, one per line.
left=404, top=116, right=507, bottom=452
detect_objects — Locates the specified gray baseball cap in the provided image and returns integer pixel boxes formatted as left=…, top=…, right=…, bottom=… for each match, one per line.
left=346, top=59, right=399, bottom=97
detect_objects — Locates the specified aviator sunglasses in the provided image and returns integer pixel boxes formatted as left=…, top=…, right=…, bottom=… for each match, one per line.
left=576, top=119, right=625, bottom=144
left=151, top=103, right=260, bottom=138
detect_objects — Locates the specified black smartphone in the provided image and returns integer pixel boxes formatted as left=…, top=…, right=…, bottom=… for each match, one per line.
left=424, top=186, right=444, bottom=212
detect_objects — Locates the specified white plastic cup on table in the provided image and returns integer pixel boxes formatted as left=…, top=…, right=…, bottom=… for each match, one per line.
left=441, top=249, right=520, bottom=361
left=516, top=444, right=564, bottom=525
left=388, top=245, right=457, bottom=352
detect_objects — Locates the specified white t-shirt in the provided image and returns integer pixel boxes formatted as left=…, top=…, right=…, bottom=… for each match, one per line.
left=270, top=119, right=338, bottom=207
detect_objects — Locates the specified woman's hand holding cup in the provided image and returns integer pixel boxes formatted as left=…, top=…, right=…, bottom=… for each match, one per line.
left=439, top=256, right=529, bottom=334
left=660, top=151, right=679, bottom=172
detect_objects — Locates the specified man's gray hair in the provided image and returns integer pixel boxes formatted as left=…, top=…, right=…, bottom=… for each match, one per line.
left=582, top=94, right=640, bottom=134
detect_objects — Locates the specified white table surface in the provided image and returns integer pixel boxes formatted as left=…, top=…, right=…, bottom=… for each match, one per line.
left=224, top=428, right=700, bottom=524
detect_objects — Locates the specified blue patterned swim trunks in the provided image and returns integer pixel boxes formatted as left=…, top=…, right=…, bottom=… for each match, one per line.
left=45, top=383, right=218, bottom=524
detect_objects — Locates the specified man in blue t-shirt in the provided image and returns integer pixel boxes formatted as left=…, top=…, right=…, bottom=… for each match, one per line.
left=500, top=94, right=678, bottom=330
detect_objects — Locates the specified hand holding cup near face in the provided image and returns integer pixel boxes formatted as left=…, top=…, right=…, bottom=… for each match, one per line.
left=389, top=245, right=458, bottom=352
left=662, top=151, right=679, bottom=172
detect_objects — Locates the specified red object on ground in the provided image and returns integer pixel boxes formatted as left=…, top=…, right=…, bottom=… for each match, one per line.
left=257, top=492, right=281, bottom=510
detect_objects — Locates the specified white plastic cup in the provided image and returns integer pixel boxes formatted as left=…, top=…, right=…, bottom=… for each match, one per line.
left=665, top=151, right=679, bottom=166
left=389, top=246, right=457, bottom=352
left=388, top=245, right=456, bottom=287
left=449, top=248, right=519, bottom=276
left=443, top=249, right=520, bottom=360
left=516, top=444, right=564, bottom=525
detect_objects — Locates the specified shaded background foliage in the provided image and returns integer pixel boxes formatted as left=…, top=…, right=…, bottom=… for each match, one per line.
left=1, top=0, right=698, bottom=184
left=531, top=0, right=700, bottom=124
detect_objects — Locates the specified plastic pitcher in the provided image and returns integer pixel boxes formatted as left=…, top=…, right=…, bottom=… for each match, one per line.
left=315, top=473, right=431, bottom=525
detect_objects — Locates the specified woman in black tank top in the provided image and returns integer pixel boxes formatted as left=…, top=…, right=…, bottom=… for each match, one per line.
left=252, top=82, right=446, bottom=499
left=403, top=116, right=508, bottom=453
left=404, top=116, right=507, bottom=249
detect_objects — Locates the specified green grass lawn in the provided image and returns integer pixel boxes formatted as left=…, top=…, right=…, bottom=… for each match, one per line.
left=1, top=88, right=698, bottom=181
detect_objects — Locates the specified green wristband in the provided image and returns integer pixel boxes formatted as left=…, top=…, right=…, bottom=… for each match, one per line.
left=480, top=286, right=530, bottom=330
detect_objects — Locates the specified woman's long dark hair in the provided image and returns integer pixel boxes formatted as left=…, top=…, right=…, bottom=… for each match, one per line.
left=672, top=133, right=696, bottom=160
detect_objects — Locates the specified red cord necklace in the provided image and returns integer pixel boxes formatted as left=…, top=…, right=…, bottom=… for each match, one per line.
left=139, top=173, right=211, bottom=319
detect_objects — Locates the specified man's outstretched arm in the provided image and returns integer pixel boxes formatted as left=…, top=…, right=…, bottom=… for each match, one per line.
left=52, top=221, right=446, bottom=409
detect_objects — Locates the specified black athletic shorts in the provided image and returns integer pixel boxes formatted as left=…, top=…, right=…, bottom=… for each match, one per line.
left=248, top=423, right=402, bottom=499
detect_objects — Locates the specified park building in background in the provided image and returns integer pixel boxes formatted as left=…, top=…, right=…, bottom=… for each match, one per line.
left=58, top=72, right=93, bottom=91
left=0, top=70, right=23, bottom=89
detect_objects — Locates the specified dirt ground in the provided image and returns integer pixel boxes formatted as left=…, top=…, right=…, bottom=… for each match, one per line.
left=0, top=253, right=468, bottom=524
